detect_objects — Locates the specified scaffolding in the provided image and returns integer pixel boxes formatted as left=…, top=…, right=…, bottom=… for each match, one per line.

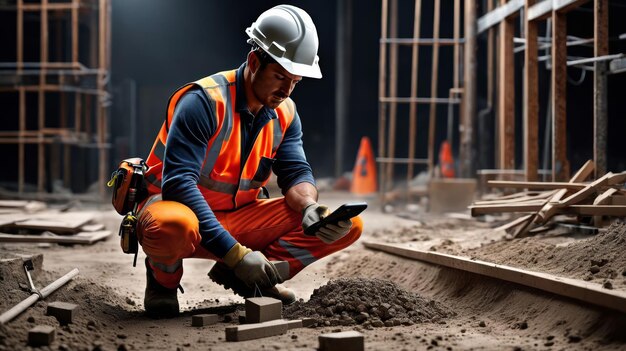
left=0, top=0, right=111, bottom=198
left=377, top=0, right=471, bottom=207
left=476, top=0, right=623, bottom=182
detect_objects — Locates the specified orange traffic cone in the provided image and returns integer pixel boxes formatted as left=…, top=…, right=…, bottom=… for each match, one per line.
left=350, top=137, right=377, bottom=194
left=438, top=140, right=455, bottom=178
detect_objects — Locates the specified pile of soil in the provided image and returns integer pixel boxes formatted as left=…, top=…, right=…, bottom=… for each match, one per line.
left=467, top=221, right=626, bottom=290
left=285, top=278, right=451, bottom=329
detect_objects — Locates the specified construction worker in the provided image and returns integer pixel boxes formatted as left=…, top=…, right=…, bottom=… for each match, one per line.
left=136, top=4, right=363, bottom=318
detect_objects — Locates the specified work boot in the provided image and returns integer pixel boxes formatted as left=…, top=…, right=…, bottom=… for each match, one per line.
left=208, top=262, right=296, bottom=305
left=144, top=258, right=179, bottom=318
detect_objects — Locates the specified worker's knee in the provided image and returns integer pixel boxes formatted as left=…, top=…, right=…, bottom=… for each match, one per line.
left=137, top=200, right=199, bottom=261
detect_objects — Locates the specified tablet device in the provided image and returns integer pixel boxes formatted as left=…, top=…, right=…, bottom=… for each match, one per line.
left=304, top=202, right=368, bottom=236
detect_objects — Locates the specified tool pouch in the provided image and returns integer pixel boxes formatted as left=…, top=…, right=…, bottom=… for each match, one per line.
left=108, top=158, right=148, bottom=267
left=108, top=158, right=148, bottom=215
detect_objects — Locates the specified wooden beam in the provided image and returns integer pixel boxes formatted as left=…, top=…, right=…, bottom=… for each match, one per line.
left=378, top=0, right=388, bottom=200
left=427, top=0, right=441, bottom=177
left=363, top=242, right=626, bottom=314
left=407, top=0, right=422, bottom=189
left=554, top=0, right=591, bottom=13
left=593, top=0, right=608, bottom=178
left=552, top=10, right=569, bottom=181
left=524, top=0, right=539, bottom=182
left=460, top=0, right=477, bottom=178
left=528, top=0, right=553, bottom=21
left=488, top=180, right=590, bottom=190
left=477, top=0, right=523, bottom=34
left=385, top=0, right=399, bottom=195
left=498, top=10, right=515, bottom=171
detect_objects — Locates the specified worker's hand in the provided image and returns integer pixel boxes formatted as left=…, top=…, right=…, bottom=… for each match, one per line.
left=302, top=203, right=352, bottom=244
left=233, top=251, right=282, bottom=289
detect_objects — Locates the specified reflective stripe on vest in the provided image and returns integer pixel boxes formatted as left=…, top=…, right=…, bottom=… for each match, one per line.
left=143, top=69, right=296, bottom=210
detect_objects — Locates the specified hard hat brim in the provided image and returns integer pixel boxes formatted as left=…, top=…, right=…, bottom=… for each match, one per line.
left=247, top=35, right=322, bottom=79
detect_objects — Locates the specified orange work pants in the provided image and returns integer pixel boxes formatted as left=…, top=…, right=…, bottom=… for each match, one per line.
left=137, top=197, right=363, bottom=289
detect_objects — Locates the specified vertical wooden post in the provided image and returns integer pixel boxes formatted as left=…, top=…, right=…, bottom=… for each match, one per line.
left=552, top=10, right=569, bottom=181
left=427, top=0, right=441, bottom=177
left=385, top=0, right=398, bottom=192
left=378, top=0, right=388, bottom=201
left=98, top=0, right=108, bottom=198
left=460, top=0, right=476, bottom=178
left=594, top=0, right=608, bottom=178
left=38, top=0, right=49, bottom=193
left=17, top=0, right=24, bottom=194
left=498, top=1, right=515, bottom=171
left=524, top=0, right=539, bottom=181
left=407, top=0, right=422, bottom=189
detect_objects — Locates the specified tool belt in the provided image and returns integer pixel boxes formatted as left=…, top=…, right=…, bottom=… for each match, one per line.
left=108, top=157, right=149, bottom=267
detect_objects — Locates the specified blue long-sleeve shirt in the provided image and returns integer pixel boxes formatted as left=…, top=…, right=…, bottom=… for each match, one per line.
left=160, top=63, right=316, bottom=258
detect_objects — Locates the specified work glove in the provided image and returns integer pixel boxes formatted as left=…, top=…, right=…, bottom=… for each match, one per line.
left=233, top=251, right=281, bottom=289
left=302, top=203, right=352, bottom=244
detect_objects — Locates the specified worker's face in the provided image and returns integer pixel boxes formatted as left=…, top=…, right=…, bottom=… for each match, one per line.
left=251, top=57, right=302, bottom=109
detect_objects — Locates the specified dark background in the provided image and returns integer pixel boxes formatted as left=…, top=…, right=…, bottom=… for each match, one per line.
left=1, top=1, right=625, bottom=192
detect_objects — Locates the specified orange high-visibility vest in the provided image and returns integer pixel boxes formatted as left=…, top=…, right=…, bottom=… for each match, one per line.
left=144, top=69, right=296, bottom=210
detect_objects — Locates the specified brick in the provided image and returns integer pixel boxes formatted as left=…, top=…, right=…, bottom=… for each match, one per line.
left=225, top=319, right=290, bottom=341
left=245, top=297, right=282, bottom=323
left=28, top=325, right=55, bottom=347
left=271, top=261, right=290, bottom=281
left=191, top=314, right=218, bottom=327
left=286, top=319, right=302, bottom=329
left=46, top=301, right=78, bottom=325
left=319, top=330, right=364, bottom=351
left=302, top=318, right=316, bottom=327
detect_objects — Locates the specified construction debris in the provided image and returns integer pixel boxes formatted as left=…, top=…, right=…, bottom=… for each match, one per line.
left=225, top=319, right=291, bottom=342
left=46, top=301, right=78, bottom=325
left=319, top=330, right=364, bottom=351
left=470, top=161, right=626, bottom=238
left=191, top=313, right=219, bottom=327
left=0, top=201, right=110, bottom=245
left=27, top=325, right=55, bottom=347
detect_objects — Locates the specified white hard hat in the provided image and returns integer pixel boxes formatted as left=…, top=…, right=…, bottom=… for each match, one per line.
left=246, top=4, right=322, bottom=79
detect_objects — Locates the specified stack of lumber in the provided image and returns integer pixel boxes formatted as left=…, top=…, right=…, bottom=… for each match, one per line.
left=0, top=200, right=110, bottom=245
left=469, top=160, right=626, bottom=237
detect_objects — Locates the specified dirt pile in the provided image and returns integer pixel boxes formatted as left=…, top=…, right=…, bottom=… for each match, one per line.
left=467, top=220, right=626, bottom=290
left=285, top=278, right=451, bottom=329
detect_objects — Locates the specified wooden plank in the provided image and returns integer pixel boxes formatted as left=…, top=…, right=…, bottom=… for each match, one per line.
left=592, top=187, right=617, bottom=226
left=524, top=0, right=539, bottom=182
left=568, top=205, right=626, bottom=216
left=12, top=212, right=94, bottom=233
left=559, top=172, right=625, bottom=206
left=488, top=180, right=588, bottom=190
left=471, top=203, right=543, bottom=216
left=477, top=0, right=524, bottom=34
left=0, top=231, right=111, bottom=245
left=474, top=191, right=557, bottom=206
left=552, top=10, right=569, bottom=181
left=363, top=241, right=626, bottom=314
left=498, top=13, right=515, bottom=171
left=594, top=0, right=608, bottom=178
left=491, top=214, right=533, bottom=232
